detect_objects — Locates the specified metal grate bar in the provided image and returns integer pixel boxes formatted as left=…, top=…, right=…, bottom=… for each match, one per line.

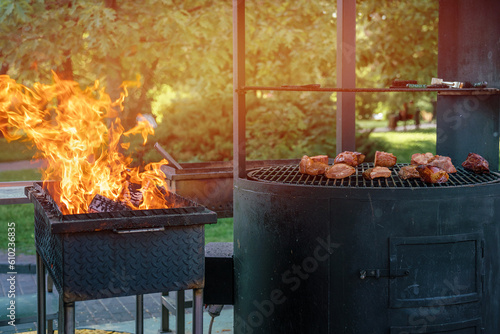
left=28, top=182, right=204, bottom=222
left=247, top=163, right=500, bottom=189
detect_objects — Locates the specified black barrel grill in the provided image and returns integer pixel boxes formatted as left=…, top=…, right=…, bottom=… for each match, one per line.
left=26, top=182, right=216, bottom=333
left=232, top=0, right=500, bottom=333
left=234, top=175, right=500, bottom=333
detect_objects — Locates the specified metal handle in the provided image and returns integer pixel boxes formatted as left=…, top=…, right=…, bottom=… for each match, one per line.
left=359, top=268, right=410, bottom=279
left=113, top=227, right=165, bottom=234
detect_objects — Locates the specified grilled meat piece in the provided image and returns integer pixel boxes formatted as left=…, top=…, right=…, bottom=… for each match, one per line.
left=411, top=152, right=435, bottom=165
left=333, top=151, right=366, bottom=167
left=429, top=155, right=457, bottom=173
left=325, top=163, right=356, bottom=179
left=374, top=151, right=397, bottom=167
left=310, top=155, right=329, bottom=164
left=410, top=153, right=456, bottom=173
left=363, top=166, right=391, bottom=180
left=462, top=152, right=490, bottom=174
left=417, top=165, right=449, bottom=183
left=398, top=165, right=420, bottom=180
left=299, top=155, right=329, bottom=176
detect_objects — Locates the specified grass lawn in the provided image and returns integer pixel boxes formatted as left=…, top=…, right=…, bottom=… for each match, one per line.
left=0, top=168, right=42, bottom=182
left=0, top=204, right=36, bottom=254
left=357, top=119, right=389, bottom=129
left=205, top=217, right=234, bottom=243
left=370, top=128, right=436, bottom=163
left=357, top=118, right=423, bottom=130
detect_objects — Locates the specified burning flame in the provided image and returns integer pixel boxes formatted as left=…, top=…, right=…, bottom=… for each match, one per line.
left=0, top=73, right=170, bottom=214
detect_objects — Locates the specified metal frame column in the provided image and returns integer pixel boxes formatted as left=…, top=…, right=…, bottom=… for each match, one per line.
left=336, top=0, right=356, bottom=153
left=36, top=252, right=46, bottom=334
left=436, top=0, right=500, bottom=170
left=233, top=0, right=246, bottom=179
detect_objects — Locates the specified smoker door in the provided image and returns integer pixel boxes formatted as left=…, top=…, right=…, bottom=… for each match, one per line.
left=389, top=233, right=483, bottom=309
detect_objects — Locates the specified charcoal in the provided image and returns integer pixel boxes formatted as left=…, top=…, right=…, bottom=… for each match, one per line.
left=88, top=194, right=131, bottom=213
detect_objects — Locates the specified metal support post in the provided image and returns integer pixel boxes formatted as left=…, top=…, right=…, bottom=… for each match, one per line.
left=36, top=252, right=46, bottom=334
left=233, top=0, right=247, bottom=179
left=336, top=0, right=356, bottom=153
left=192, top=288, right=203, bottom=334
left=59, top=301, right=75, bottom=334
left=136, top=295, right=144, bottom=334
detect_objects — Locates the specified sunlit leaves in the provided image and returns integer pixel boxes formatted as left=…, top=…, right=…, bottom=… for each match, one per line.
left=0, top=0, right=439, bottom=161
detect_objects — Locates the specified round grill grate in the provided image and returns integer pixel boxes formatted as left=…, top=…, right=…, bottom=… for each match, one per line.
left=247, top=163, right=500, bottom=188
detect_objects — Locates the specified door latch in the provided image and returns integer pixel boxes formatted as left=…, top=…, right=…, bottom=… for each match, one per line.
left=359, top=268, right=410, bottom=279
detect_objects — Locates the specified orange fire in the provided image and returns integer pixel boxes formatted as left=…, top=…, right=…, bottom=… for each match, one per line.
left=0, top=73, right=170, bottom=214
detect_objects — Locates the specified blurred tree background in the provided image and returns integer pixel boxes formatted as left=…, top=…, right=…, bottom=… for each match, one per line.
left=0, top=0, right=438, bottom=164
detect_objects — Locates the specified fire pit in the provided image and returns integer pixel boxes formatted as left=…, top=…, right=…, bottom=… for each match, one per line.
left=26, top=182, right=216, bottom=334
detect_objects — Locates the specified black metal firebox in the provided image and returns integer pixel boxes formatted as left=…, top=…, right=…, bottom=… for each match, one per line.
left=26, top=182, right=216, bottom=333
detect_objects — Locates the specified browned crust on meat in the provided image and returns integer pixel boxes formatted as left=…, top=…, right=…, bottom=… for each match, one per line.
left=416, top=165, right=449, bottom=183
left=363, top=166, right=391, bottom=180
left=398, top=165, right=420, bottom=180
left=325, top=163, right=356, bottom=179
left=333, top=151, right=366, bottom=167
left=374, top=151, right=397, bottom=167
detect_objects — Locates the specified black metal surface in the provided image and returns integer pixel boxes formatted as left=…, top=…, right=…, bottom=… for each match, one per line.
left=234, top=177, right=500, bottom=334
left=27, top=185, right=217, bottom=303
left=204, top=242, right=234, bottom=305
left=436, top=0, right=500, bottom=171
left=247, top=163, right=500, bottom=188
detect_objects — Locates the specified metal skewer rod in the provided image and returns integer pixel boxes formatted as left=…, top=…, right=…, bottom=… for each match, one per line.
left=154, top=142, right=183, bottom=170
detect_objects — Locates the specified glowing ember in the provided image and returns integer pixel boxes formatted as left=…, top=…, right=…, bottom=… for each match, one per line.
left=0, top=73, right=170, bottom=214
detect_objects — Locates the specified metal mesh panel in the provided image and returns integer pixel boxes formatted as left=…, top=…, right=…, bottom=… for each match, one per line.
left=247, top=163, right=500, bottom=188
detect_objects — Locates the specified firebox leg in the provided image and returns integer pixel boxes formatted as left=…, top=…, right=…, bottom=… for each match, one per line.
left=36, top=252, right=46, bottom=334
left=176, top=290, right=185, bottom=334
left=192, top=288, right=203, bottom=334
left=136, top=294, right=144, bottom=334
left=58, top=300, right=75, bottom=334
left=159, top=292, right=172, bottom=333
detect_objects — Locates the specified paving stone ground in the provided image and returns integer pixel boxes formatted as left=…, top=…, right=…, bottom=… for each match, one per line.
left=0, top=252, right=163, bottom=331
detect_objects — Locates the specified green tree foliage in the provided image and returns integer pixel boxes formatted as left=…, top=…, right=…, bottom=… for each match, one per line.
left=1, top=0, right=438, bottom=163
left=356, top=0, right=439, bottom=119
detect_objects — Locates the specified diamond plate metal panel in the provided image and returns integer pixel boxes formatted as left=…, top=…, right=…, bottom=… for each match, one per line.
left=35, top=213, right=206, bottom=303
left=30, top=185, right=214, bottom=303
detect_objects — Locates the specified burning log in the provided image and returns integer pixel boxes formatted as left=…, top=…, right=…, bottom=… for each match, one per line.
left=88, top=194, right=131, bottom=213
left=121, top=181, right=144, bottom=208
